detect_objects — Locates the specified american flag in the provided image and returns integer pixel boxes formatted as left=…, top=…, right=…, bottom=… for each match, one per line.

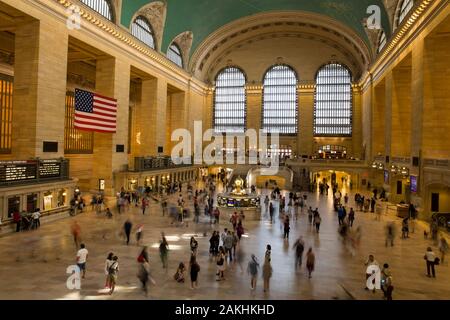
left=74, top=88, right=117, bottom=133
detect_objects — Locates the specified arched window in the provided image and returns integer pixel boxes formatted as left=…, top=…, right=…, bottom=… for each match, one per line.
left=80, top=0, right=114, bottom=21
left=167, top=43, right=183, bottom=67
left=262, top=65, right=298, bottom=135
left=398, top=0, right=414, bottom=26
left=377, top=30, right=387, bottom=53
left=213, top=67, right=246, bottom=133
left=314, top=63, right=352, bottom=136
left=131, top=16, right=156, bottom=49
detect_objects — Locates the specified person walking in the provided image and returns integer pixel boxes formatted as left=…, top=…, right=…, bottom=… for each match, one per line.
left=269, top=202, right=274, bottom=223
left=308, top=207, right=313, bottom=225
left=348, top=208, right=355, bottom=227
left=71, top=221, right=81, bottom=250
left=306, top=248, right=315, bottom=279
left=124, top=219, right=133, bottom=245
left=439, top=236, right=449, bottom=263
left=424, top=247, right=437, bottom=278
left=262, top=256, right=273, bottom=293
left=264, top=196, right=270, bottom=213
left=216, top=246, right=226, bottom=281
left=401, top=218, right=409, bottom=239
left=293, top=236, right=305, bottom=271
left=104, top=252, right=114, bottom=289
left=381, top=263, right=394, bottom=300
left=314, top=213, right=322, bottom=233
left=385, top=222, right=396, bottom=247
left=283, top=216, right=290, bottom=239
left=76, top=243, right=88, bottom=279
left=189, top=255, right=201, bottom=289
left=365, top=255, right=379, bottom=291
left=136, top=224, right=144, bottom=246
left=159, top=235, right=169, bottom=269
left=223, top=231, right=234, bottom=262
left=107, top=256, right=119, bottom=295
left=247, top=254, right=260, bottom=290
left=236, top=222, right=245, bottom=241
left=190, top=236, right=199, bottom=256
left=31, top=209, right=41, bottom=229
left=141, top=197, right=148, bottom=215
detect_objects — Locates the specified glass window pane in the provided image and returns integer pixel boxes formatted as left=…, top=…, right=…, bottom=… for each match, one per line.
left=314, top=63, right=352, bottom=137
left=262, top=65, right=298, bottom=135
left=167, top=44, right=183, bottom=67
left=213, top=67, right=246, bottom=133
left=131, top=16, right=156, bottom=49
left=80, top=0, right=113, bottom=21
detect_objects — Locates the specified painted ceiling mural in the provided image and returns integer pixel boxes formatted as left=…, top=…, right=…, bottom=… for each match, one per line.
left=121, top=0, right=392, bottom=55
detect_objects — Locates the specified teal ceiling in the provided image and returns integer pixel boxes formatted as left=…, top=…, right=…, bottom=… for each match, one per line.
left=122, top=0, right=391, bottom=55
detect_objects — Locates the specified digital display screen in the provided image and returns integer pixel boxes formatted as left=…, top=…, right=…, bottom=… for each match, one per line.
left=410, top=175, right=418, bottom=193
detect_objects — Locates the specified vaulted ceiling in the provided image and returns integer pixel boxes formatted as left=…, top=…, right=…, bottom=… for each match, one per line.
left=121, top=0, right=392, bottom=55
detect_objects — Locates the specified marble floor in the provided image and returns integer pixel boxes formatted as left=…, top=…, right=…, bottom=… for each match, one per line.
left=0, top=183, right=449, bottom=300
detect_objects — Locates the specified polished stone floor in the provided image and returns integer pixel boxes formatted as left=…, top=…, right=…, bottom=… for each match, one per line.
left=0, top=182, right=449, bottom=300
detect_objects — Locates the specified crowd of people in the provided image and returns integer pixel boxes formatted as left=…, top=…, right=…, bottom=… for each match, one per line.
left=6, top=171, right=448, bottom=301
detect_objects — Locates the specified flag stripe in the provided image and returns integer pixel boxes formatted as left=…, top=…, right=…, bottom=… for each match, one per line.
left=74, top=119, right=116, bottom=128
left=74, top=123, right=117, bottom=132
left=93, top=106, right=117, bottom=116
left=75, top=111, right=116, bottom=121
left=93, top=100, right=117, bottom=109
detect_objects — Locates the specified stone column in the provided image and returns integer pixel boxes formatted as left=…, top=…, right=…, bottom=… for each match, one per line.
left=140, top=78, right=167, bottom=156
left=167, top=91, right=187, bottom=154
left=246, top=87, right=262, bottom=152
left=411, top=39, right=424, bottom=171
left=91, top=58, right=130, bottom=195
left=384, top=72, right=393, bottom=161
left=298, top=87, right=314, bottom=156
left=12, top=20, right=68, bottom=159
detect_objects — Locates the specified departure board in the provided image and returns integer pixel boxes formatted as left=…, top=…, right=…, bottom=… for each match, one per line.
left=0, top=161, right=37, bottom=182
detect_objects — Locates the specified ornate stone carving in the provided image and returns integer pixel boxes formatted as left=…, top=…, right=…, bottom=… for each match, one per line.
left=172, top=31, right=193, bottom=70
left=67, top=73, right=95, bottom=90
left=0, top=51, right=14, bottom=65
left=135, top=1, right=167, bottom=51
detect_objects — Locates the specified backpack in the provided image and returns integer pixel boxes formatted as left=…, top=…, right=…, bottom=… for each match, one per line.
left=108, top=262, right=118, bottom=275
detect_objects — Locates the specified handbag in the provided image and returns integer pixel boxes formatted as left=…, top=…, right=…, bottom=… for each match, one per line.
left=434, top=257, right=440, bottom=265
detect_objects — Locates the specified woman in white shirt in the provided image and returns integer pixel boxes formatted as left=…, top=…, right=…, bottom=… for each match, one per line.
left=108, top=256, right=119, bottom=295
left=104, top=252, right=114, bottom=288
left=424, top=247, right=437, bottom=278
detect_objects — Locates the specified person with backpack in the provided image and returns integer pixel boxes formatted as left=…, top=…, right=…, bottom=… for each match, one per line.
left=293, top=236, right=305, bottom=270
left=247, top=254, right=260, bottom=290
left=137, top=255, right=154, bottom=296
left=107, top=256, right=119, bottom=295
left=216, top=246, right=226, bottom=281
left=189, top=255, right=201, bottom=290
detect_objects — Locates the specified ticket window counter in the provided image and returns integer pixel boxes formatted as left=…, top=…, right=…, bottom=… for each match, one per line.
left=128, top=179, right=138, bottom=191
left=43, top=192, right=53, bottom=211
left=57, top=189, right=67, bottom=207
left=27, top=194, right=38, bottom=213
left=7, top=196, right=20, bottom=219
